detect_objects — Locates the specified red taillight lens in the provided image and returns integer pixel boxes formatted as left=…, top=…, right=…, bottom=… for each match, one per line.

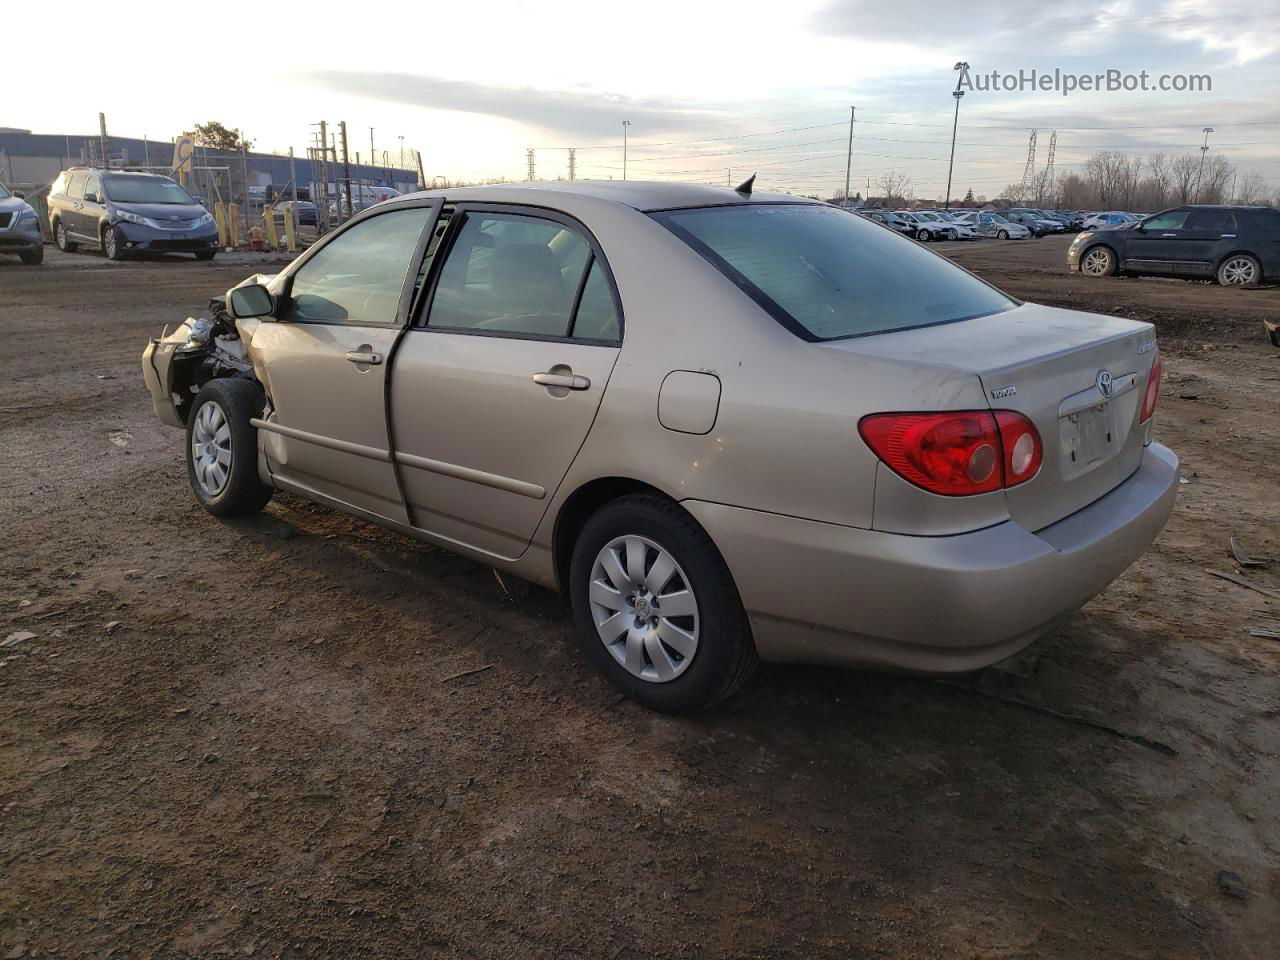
left=859, top=410, right=1042, bottom=496
left=994, top=410, right=1043, bottom=487
left=1139, top=348, right=1161, bottom=423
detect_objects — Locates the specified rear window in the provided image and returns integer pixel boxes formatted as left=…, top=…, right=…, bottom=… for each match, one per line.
left=654, top=204, right=1013, bottom=341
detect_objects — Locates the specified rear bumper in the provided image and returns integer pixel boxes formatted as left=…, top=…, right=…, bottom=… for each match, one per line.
left=685, top=443, right=1179, bottom=672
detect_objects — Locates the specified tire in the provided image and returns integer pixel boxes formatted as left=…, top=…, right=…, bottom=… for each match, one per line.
left=20, top=247, right=43, bottom=265
left=102, top=224, right=127, bottom=261
left=185, top=379, right=273, bottom=517
left=946, top=228, right=958, bottom=240
left=195, top=251, right=216, bottom=262
left=1267, top=326, right=1280, bottom=348
left=1080, top=245, right=1117, bottom=277
left=54, top=220, right=77, bottom=252
left=569, top=494, right=757, bottom=713
left=996, top=229, right=1009, bottom=240
left=917, top=229, right=932, bottom=241
left=1217, top=254, right=1261, bottom=287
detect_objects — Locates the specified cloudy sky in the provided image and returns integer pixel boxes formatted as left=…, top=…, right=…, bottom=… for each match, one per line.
left=10, top=0, right=1279, bottom=198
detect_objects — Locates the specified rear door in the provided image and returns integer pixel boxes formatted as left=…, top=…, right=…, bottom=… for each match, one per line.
left=82, top=173, right=105, bottom=244
left=1175, top=208, right=1237, bottom=276
left=63, top=172, right=89, bottom=239
left=249, top=199, right=440, bottom=523
left=390, top=205, right=622, bottom=560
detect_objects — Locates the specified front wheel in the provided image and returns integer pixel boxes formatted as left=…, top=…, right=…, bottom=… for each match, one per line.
left=195, top=250, right=217, bottom=261
left=1218, top=254, right=1261, bottom=287
left=54, top=220, right=77, bottom=252
left=185, top=379, right=273, bottom=517
left=1081, top=245, right=1117, bottom=277
left=569, top=495, right=757, bottom=712
left=946, top=228, right=958, bottom=240
left=1267, top=325, right=1280, bottom=348
left=996, top=229, right=1009, bottom=240
left=917, top=229, right=932, bottom=242
left=20, top=247, right=43, bottom=265
left=103, top=225, right=127, bottom=261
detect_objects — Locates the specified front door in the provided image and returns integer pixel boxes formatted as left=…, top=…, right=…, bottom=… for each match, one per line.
left=1126, top=209, right=1190, bottom=273
left=390, top=207, right=623, bottom=560
left=250, top=201, right=440, bottom=524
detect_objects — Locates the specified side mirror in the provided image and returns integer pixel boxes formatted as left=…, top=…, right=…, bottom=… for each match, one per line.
left=12, top=190, right=25, bottom=199
left=84, top=192, right=98, bottom=203
left=228, top=283, right=274, bottom=319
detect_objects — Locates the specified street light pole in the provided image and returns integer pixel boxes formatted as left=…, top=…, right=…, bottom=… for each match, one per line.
left=1194, top=126, right=1214, bottom=202
left=843, top=106, right=855, bottom=206
left=944, top=61, right=969, bottom=211
left=622, top=120, right=631, bottom=180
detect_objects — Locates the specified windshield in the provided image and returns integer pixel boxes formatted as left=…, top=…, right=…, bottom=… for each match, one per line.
left=652, top=204, right=1014, bottom=341
left=102, top=175, right=195, bottom=205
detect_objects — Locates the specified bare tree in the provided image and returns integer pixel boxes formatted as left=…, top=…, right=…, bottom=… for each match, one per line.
left=1169, top=154, right=1200, bottom=205
left=1232, top=172, right=1269, bottom=205
left=877, top=172, right=913, bottom=204
left=1197, top=154, right=1234, bottom=203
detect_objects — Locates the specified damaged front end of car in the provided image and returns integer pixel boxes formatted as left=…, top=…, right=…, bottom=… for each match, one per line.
left=141, top=294, right=257, bottom=429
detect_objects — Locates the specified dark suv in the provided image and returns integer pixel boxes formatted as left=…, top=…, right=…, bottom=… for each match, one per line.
left=48, top=168, right=220, bottom=261
left=1068, top=204, right=1280, bottom=288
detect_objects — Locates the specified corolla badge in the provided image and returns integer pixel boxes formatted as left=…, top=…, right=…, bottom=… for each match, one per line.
left=1096, top=369, right=1114, bottom=399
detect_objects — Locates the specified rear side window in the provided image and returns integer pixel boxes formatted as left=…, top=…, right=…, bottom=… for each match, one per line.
left=50, top=172, right=70, bottom=196
left=1185, top=209, right=1236, bottom=233
left=571, top=260, right=621, bottom=341
left=654, top=204, right=1014, bottom=341
left=427, top=213, right=592, bottom=338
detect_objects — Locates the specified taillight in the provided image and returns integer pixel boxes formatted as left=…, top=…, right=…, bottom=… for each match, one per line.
left=1139, top=347, right=1161, bottom=423
left=859, top=410, right=1042, bottom=497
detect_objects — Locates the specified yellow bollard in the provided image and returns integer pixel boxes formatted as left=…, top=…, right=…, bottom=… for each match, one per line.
left=213, top=203, right=228, bottom=248
left=228, top=203, right=241, bottom=249
left=263, top=204, right=278, bottom=250
left=283, top=207, right=297, bottom=253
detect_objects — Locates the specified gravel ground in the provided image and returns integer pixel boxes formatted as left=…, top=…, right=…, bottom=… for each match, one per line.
left=2, top=237, right=1278, bottom=959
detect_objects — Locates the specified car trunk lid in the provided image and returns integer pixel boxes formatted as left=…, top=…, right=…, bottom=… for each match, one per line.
left=826, top=302, right=1158, bottom=530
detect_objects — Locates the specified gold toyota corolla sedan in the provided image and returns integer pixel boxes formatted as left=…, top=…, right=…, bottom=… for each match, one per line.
left=142, top=180, right=1178, bottom=711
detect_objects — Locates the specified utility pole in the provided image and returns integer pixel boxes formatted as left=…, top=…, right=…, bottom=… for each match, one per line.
left=622, top=120, right=631, bottom=180
left=526, top=148, right=536, bottom=182
left=568, top=148, right=576, bottom=181
left=399, top=135, right=405, bottom=171
left=369, top=127, right=376, bottom=182
left=843, top=106, right=855, bottom=207
left=287, top=146, right=299, bottom=238
left=1194, top=126, right=1214, bottom=202
left=944, top=62, right=968, bottom=211
left=239, top=131, right=250, bottom=238
left=339, top=121, right=352, bottom=220
left=98, top=112, right=110, bottom=169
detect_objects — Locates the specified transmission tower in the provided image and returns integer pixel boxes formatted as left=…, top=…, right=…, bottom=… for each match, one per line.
left=1042, top=131, right=1057, bottom=205
left=526, top=148, right=536, bottom=182
left=1019, top=129, right=1038, bottom=202
left=568, top=148, right=576, bottom=181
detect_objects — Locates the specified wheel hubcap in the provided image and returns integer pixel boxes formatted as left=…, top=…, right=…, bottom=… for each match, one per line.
left=1084, top=249, right=1109, bottom=275
left=191, top=400, right=232, bottom=496
left=588, top=534, right=699, bottom=683
left=1222, top=258, right=1255, bottom=285
left=105, top=233, right=116, bottom=256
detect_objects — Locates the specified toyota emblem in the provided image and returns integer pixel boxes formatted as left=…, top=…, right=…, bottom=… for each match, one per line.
left=1096, top=370, right=1114, bottom=399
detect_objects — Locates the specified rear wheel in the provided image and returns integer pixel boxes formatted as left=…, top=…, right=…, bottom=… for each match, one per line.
left=20, top=247, right=43, bottom=265
left=54, top=220, right=77, bottom=252
left=1218, top=254, right=1260, bottom=287
left=1081, top=245, right=1117, bottom=277
left=185, top=379, right=273, bottom=517
left=569, top=494, right=757, bottom=713
left=102, top=225, right=126, bottom=261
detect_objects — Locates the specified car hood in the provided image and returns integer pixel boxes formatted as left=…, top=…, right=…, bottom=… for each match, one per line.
left=114, top=202, right=207, bottom=221
left=0, top=196, right=33, bottom=216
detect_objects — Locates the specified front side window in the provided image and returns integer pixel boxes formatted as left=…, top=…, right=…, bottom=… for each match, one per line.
left=288, top=207, right=433, bottom=324
left=84, top=174, right=102, bottom=202
left=654, top=204, right=1014, bottom=341
left=427, top=212, right=592, bottom=337
left=1142, top=210, right=1190, bottom=231
left=101, top=175, right=195, bottom=205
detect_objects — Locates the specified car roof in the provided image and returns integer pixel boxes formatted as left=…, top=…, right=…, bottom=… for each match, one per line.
left=388, top=179, right=818, bottom=213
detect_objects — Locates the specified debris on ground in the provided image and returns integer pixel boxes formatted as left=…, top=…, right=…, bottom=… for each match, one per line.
left=1204, top=569, right=1280, bottom=601
left=1230, top=537, right=1275, bottom=568
left=1216, top=870, right=1248, bottom=900
left=2, top=631, right=36, bottom=648
left=1248, top=627, right=1280, bottom=640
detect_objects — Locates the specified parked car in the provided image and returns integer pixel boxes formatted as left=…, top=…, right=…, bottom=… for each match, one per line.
left=920, top=210, right=977, bottom=240
left=277, top=200, right=317, bottom=226
left=48, top=168, right=220, bottom=261
left=141, top=181, right=1177, bottom=712
left=1081, top=211, right=1136, bottom=230
left=954, top=211, right=1031, bottom=239
left=858, top=209, right=916, bottom=236
left=0, top=182, right=44, bottom=264
left=1069, top=204, right=1280, bottom=288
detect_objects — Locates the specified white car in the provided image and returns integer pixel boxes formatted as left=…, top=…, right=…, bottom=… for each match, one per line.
left=911, top=211, right=976, bottom=241
left=953, top=211, right=1031, bottom=240
left=1081, top=211, right=1137, bottom=230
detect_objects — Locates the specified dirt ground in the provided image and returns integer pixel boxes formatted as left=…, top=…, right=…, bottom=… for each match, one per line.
left=2, top=236, right=1278, bottom=959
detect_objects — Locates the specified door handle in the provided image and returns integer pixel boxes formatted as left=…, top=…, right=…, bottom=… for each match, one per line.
left=345, top=351, right=383, bottom=365
left=533, top=372, right=590, bottom=390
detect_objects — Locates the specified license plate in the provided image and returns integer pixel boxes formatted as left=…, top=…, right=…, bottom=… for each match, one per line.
left=1062, top=404, right=1115, bottom=476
